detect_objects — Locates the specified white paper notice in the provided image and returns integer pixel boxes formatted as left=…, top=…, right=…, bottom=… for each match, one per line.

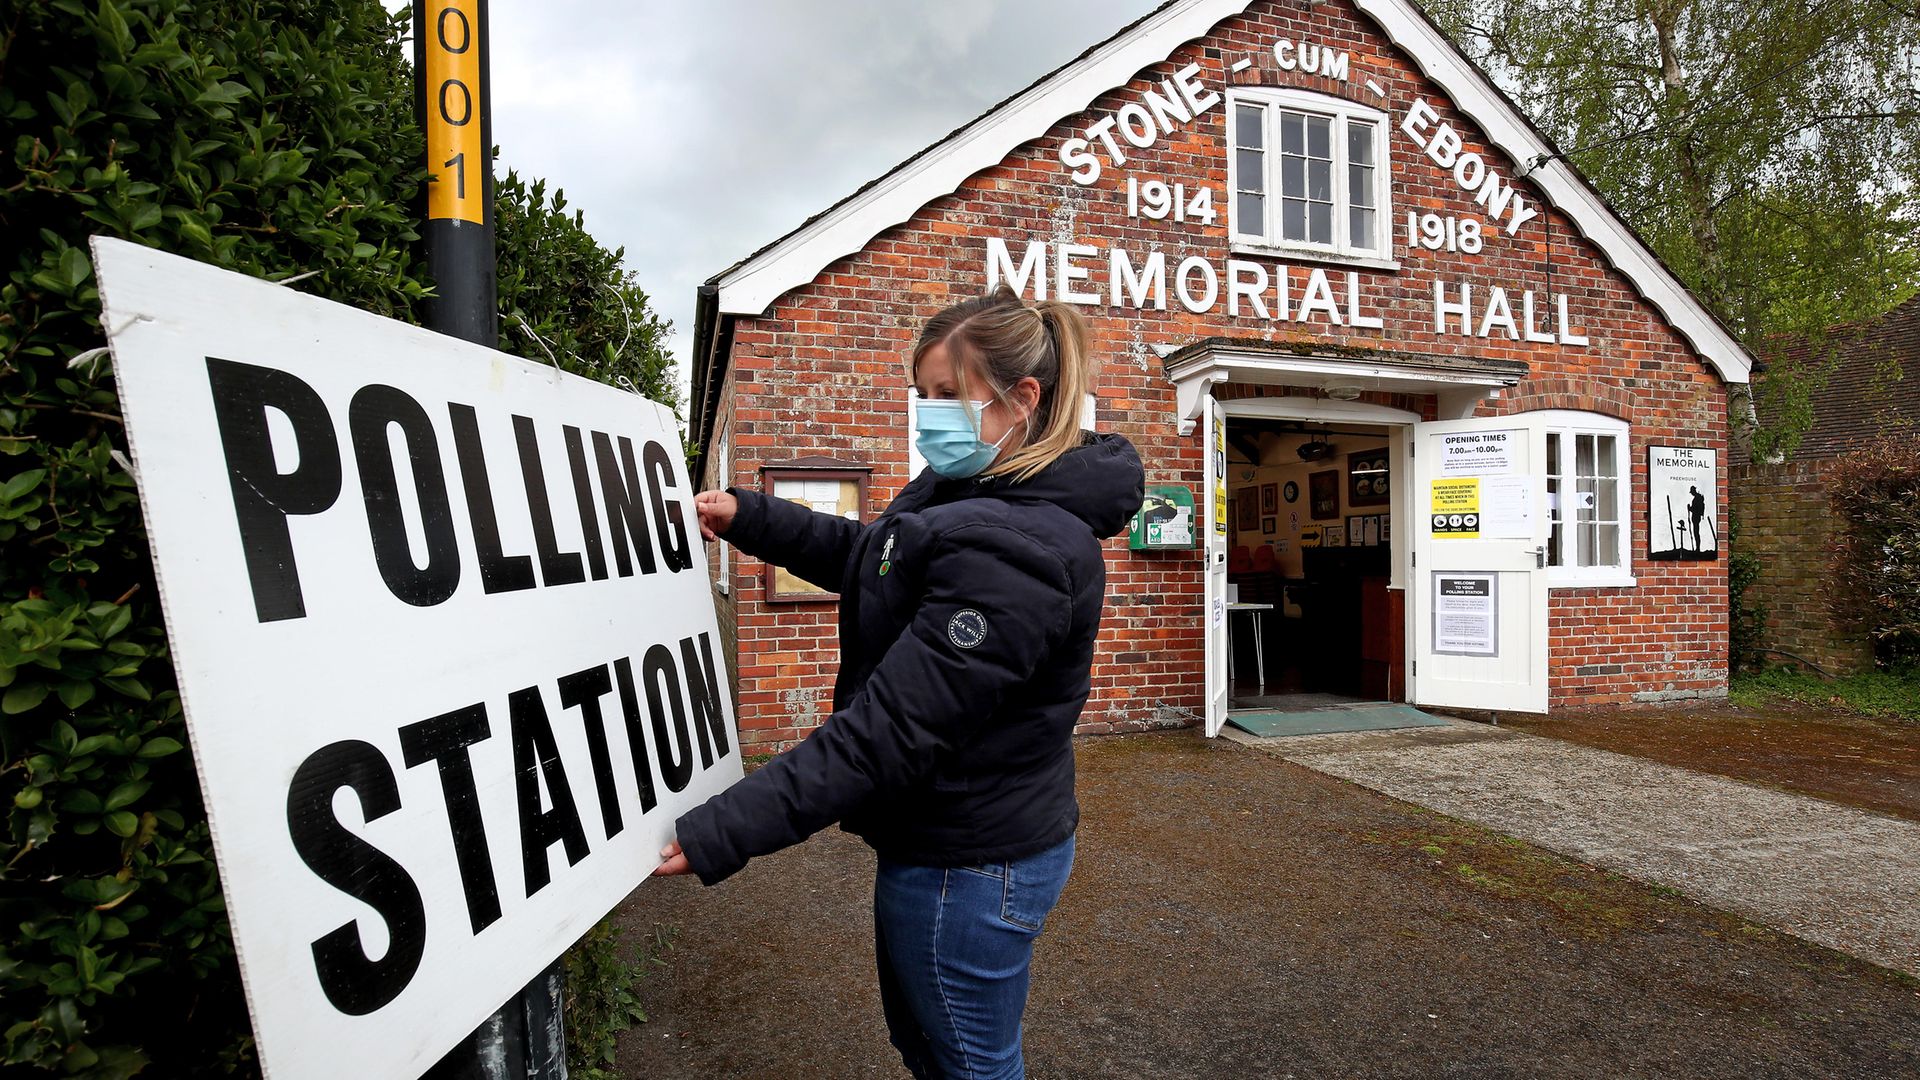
left=1433, top=573, right=1499, bottom=656
left=1437, top=429, right=1519, bottom=476
left=1481, top=476, right=1532, bottom=538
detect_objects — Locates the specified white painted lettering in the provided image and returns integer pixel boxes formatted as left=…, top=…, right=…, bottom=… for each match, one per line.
left=1173, top=61, right=1221, bottom=115
left=1401, top=98, right=1438, bottom=147
left=986, top=237, right=1047, bottom=299
left=1116, top=103, right=1157, bottom=149
left=1521, top=290, right=1555, bottom=343
left=1227, top=260, right=1270, bottom=319
left=1110, top=249, right=1167, bottom=309
left=1346, top=271, right=1382, bottom=329
left=1436, top=280, right=1473, bottom=335
left=1086, top=115, right=1126, bottom=167
left=1056, top=243, right=1101, bottom=306
left=1478, top=286, right=1519, bottom=339
left=1141, top=79, right=1193, bottom=132
left=1297, top=268, right=1343, bottom=325
left=1059, top=138, right=1100, bottom=186
left=1175, top=256, right=1218, bottom=313
left=1557, top=293, right=1590, bottom=346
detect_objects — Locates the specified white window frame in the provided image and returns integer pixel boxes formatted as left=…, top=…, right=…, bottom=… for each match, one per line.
left=1532, top=410, right=1634, bottom=589
left=1226, top=87, right=1396, bottom=269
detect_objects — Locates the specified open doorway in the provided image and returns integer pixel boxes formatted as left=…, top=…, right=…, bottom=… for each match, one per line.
left=1220, top=408, right=1406, bottom=714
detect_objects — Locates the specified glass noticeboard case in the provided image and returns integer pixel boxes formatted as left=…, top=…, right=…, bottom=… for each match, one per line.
left=761, top=458, right=870, bottom=602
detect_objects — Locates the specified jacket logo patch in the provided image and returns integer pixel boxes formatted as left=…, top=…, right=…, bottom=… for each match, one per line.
left=947, top=609, right=989, bottom=650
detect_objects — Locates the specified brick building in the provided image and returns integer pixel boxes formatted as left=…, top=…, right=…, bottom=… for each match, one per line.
left=688, top=0, right=1754, bottom=749
left=1730, top=295, right=1920, bottom=674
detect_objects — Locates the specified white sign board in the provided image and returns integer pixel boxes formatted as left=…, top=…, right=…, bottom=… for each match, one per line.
left=1432, top=572, right=1498, bottom=656
left=1648, top=445, right=1717, bottom=560
left=92, top=238, right=742, bottom=1079
left=1436, top=428, right=1518, bottom=476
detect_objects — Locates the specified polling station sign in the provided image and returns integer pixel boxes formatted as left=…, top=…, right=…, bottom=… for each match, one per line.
left=91, top=238, right=741, bottom=1079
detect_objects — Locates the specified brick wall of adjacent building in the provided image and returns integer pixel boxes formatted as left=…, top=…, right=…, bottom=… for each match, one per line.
left=1728, top=459, right=1874, bottom=675
left=704, top=0, right=1731, bottom=749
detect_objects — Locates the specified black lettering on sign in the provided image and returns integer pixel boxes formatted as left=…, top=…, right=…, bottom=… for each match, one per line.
left=558, top=664, right=623, bottom=840
left=205, top=358, right=343, bottom=623
left=509, top=685, right=589, bottom=897
left=287, top=740, right=426, bottom=1015
left=681, top=633, right=730, bottom=768
left=563, top=426, right=609, bottom=581
left=398, top=703, right=501, bottom=935
left=593, top=432, right=657, bottom=577
left=349, top=385, right=460, bottom=606
left=514, top=415, right=585, bottom=587
left=612, top=656, right=658, bottom=813
left=643, top=643, right=693, bottom=793
left=449, top=403, right=536, bottom=594
left=643, top=440, right=692, bottom=572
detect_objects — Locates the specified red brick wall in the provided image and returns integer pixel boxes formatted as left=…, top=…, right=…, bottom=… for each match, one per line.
left=1727, top=459, right=1873, bottom=675
left=708, top=0, right=1729, bottom=747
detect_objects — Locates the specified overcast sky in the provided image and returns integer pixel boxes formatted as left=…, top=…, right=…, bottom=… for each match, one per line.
left=427, top=0, right=1165, bottom=407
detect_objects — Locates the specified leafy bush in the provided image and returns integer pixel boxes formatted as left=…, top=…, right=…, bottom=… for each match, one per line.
left=564, top=921, right=674, bottom=1080
left=2, top=1, right=674, bottom=1074
left=1826, top=434, right=1920, bottom=666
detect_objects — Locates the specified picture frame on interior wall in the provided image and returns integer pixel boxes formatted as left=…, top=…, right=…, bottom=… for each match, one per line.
left=1348, top=447, right=1390, bottom=506
left=1260, top=483, right=1278, bottom=514
left=1262, top=516, right=1276, bottom=535
left=1236, top=493, right=1260, bottom=532
left=1309, top=469, right=1340, bottom=520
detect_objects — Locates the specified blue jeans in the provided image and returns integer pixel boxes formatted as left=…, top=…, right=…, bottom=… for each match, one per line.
left=872, top=832, right=1076, bottom=1079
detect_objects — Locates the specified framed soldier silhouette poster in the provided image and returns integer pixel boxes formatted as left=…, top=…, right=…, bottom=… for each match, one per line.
left=1648, top=446, right=1717, bottom=560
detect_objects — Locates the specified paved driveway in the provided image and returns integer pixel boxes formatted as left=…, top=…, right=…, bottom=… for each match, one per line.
left=612, top=731, right=1919, bottom=1078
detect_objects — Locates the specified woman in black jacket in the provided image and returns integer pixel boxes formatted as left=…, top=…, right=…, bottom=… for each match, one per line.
left=658, top=286, right=1144, bottom=1079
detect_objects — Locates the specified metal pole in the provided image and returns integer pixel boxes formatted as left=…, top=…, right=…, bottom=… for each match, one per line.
left=412, top=2, right=567, bottom=1076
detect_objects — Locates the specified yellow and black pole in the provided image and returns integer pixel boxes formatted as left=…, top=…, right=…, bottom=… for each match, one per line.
left=412, top=2, right=567, bottom=1076
left=417, top=0, right=496, bottom=340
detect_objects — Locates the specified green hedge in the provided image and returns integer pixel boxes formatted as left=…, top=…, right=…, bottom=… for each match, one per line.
left=1, top=1, right=674, bottom=1074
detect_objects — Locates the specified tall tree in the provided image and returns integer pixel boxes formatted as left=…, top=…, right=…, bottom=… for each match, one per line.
left=1427, top=0, right=1920, bottom=458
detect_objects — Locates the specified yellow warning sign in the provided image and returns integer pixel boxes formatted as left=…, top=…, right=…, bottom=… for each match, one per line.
left=423, top=0, right=485, bottom=224
left=1430, top=478, right=1480, bottom=539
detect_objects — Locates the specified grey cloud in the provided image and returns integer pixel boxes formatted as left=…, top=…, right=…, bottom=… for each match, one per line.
left=472, top=1, right=1164, bottom=409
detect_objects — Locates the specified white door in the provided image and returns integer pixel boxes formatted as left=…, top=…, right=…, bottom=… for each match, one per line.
left=1409, top=417, right=1550, bottom=713
left=1202, top=395, right=1230, bottom=736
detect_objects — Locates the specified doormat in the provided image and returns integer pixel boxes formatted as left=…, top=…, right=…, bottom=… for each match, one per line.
left=1227, top=704, right=1449, bottom=739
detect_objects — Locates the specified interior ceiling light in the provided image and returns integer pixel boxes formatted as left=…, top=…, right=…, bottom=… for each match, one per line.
left=1326, top=384, right=1363, bottom=400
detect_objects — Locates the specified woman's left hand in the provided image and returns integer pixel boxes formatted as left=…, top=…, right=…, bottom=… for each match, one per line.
left=653, top=840, right=692, bottom=876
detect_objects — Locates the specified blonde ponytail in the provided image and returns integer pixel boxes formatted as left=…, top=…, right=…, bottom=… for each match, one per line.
left=909, top=287, right=1101, bottom=483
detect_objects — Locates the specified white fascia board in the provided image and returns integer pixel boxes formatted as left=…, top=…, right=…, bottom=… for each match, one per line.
left=1353, top=0, right=1752, bottom=384
left=712, top=0, right=1255, bottom=317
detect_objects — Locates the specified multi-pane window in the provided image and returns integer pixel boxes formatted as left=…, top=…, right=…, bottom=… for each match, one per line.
left=1230, top=90, right=1389, bottom=259
left=1542, top=416, right=1630, bottom=584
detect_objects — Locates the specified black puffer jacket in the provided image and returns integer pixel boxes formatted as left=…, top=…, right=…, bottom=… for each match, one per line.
left=674, top=433, right=1144, bottom=885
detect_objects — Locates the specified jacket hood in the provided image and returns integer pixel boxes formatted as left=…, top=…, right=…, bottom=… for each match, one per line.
left=977, top=432, right=1145, bottom=539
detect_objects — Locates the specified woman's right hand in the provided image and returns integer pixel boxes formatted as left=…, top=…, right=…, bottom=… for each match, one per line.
left=694, top=490, right=738, bottom=541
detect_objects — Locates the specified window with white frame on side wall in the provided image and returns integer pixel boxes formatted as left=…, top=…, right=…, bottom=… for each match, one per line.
left=1228, top=88, right=1393, bottom=267
left=906, top=393, right=1098, bottom=480
left=1534, top=411, right=1634, bottom=588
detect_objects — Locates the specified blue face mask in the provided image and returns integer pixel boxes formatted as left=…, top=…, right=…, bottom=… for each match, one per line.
left=914, top=398, right=1013, bottom=479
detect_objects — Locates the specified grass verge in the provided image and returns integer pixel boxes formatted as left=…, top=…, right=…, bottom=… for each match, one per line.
left=1730, top=667, right=1920, bottom=722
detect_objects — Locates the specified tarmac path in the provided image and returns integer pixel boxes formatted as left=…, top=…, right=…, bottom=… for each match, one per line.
left=1234, top=718, right=1920, bottom=979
